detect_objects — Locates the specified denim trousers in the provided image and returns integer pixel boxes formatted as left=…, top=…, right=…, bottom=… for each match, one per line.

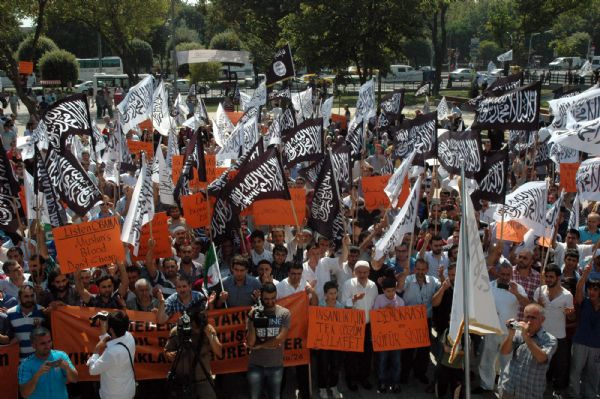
left=377, top=350, right=401, bottom=385
left=247, top=364, right=284, bottom=399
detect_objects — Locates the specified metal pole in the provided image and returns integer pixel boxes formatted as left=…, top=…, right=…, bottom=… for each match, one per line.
left=459, top=158, right=471, bottom=399
left=171, top=0, right=178, bottom=95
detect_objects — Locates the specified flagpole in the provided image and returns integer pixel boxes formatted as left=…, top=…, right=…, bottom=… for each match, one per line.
left=459, top=158, right=471, bottom=399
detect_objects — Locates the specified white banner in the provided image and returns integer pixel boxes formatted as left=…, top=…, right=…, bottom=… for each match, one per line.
left=151, top=80, right=171, bottom=136
left=493, top=181, right=547, bottom=235
left=576, top=157, right=600, bottom=201
left=384, top=150, right=416, bottom=208
left=118, top=75, right=155, bottom=134
left=497, top=49, right=513, bottom=62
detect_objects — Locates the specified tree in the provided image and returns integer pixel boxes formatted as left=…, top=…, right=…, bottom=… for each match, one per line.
left=190, top=61, right=221, bottom=84
left=478, top=40, right=502, bottom=63
left=402, top=37, right=432, bottom=67
left=39, top=49, right=78, bottom=85
left=280, top=0, right=424, bottom=84
left=45, top=18, right=106, bottom=59
left=209, top=30, right=244, bottom=51
left=426, top=0, right=454, bottom=95
left=51, top=0, right=169, bottom=82
left=550, top=32, right=590, bottom=58
left=130, top=38, right=153, bottom=74
left=17, top=34, right=59, bottom=70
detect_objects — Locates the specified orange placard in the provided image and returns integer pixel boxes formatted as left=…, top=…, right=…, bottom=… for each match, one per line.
left=18, top=61, right=33, bottom=75
left=172, top=155, right=184, bottom=185
left=330, top=113, right=348, bottom=130
left=138, top=119, right=153, bottom=131
left=0, top=343, right=19, bottom=399
left=307, top=306, right=366, bottom=352
left=208, top=292, right=309, bottom=374
left=370, top=305, right=431, bottom=352
left=496, top=220, right=528, bottom=243
left=131, top=212, right=171, bottom=261
left=51, top=306, right=175, bottom=381
left=253, top=188, right=306, bottom=225
left=559, top=163, right=580, bottom=193
left=181, top=193, right=210, bottom=228
left=205, top=154, right=217, bottom=182
left=225, top=111, right=244, bottom=125
left=19, top=186, right=26, bottom=217
left=52, top=216, right=125, bottom=274
left=127, top=139, right=154, bottom=157
left=362, top=175, right=409, bottom=211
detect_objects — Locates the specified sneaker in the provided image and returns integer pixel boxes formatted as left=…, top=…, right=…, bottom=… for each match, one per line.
left=377, top=384, right=388, bottom=394
left=331, top=386, right=343, bottom=399
left=319, top=388, right=329, bottom=398
left=392, top=384, right=402, bottom=393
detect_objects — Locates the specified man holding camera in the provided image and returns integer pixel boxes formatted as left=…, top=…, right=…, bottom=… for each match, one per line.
left=86, top=311, right=136, bottom=399
left=499, top=303, right=558, bottom=399
left=164, top=304, right=222, bottom=399
left=246, top=282, right=291, bottom=399
left=18, top=327, right=78, bottom=399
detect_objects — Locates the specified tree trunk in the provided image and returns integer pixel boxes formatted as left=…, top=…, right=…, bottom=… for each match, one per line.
left=432, top=11, right=441, bottom=95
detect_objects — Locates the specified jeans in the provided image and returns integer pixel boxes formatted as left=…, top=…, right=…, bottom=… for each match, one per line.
left=317, top=350, right=341, bottom=389
left=247, top=364, right=284, bottom=399
left=377, top=350, right=401, bottom=385
left=478, top=333, right=510, bottom=390
left=568, top=343, right=600, bottom=399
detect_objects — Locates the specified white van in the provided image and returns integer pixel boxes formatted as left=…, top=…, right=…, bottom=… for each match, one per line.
left=591, top=56, right=600, bottom=71
left=549, top=57, right=584, bottom=70
left=382, top=65, right=423, bottom=82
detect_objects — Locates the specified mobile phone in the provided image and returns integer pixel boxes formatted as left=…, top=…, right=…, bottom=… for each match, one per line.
left=46, top=360, right=61, bottom=367
left=497, top=282, right=509, bottom=290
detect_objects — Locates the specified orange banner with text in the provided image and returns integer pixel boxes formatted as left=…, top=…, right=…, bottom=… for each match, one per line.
left=131, top=212, right=172, bottom=261
left=559, top=163, right=580, bottom=193
left=0, top=343, right=19, bottom=399
left=252, top=188, right=306, bottom=226
left=52, top=217, right=125, bottom=274
left=307, top=307, right=366, bottom=352
left=370, top=305, right=430, bottom=352
left=362, top=175, right=409, bottom=211
left=181, top=193, right=211, bottom=228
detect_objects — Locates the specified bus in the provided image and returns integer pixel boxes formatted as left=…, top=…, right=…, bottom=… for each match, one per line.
left=92, top=73, right=150, bottom=95
left=77, top=56, right=123, bottom=82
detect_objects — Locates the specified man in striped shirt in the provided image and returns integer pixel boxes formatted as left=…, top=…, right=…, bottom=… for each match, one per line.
left=6, top=285, right=46, bottom=360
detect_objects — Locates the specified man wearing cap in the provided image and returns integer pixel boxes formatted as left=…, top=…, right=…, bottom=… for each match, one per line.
left=341, top=260, right=378, bottom=391
left=568, top=264, right=600, bottom=399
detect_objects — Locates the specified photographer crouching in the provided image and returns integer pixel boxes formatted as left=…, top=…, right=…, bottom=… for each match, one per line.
left=164, top=304, right=222, bottom=399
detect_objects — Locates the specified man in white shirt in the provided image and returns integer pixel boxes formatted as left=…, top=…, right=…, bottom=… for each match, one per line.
left=342, top=260, right=378, bottom=391
left=304, top=236, right=349, bottom=302
left=473, top=263, right=528, bottom=394
left=87, top=311, right=136, bottom=399
left=249, top=230, right=273, bottom=271
left=276, top=263, right=317, bottom=304
left=533, top=263, right=574, bottom=397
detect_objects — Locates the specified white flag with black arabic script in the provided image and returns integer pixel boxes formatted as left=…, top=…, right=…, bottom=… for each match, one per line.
left=549, top=115, right=600, bottom=155
left=384, top=150, right=416, bottom=208
left=374, top=176, right=421, bottom=260
left=569, top=193, right=580, bottom=230
left=321, top=96, right=334, bottom=129
left=493, top=181, right=547, bottom=235
left=240, top=82, right=267, bottom=112
left=121, top=152, right=155, bottom=255
left=437, top=96, right=449, bottom=120
left=497, top=49, right=513, bottom=62
left=576, top=157, right=600, bottom=202
left=118, top=75, right=155, bottom=134
left=215, top=103, right=234, bottom=146
left=157, top=141, right=175, bottom=206
left=291, top=87, right=313, bottom=122
left=151, top=80, right=171, bottom=136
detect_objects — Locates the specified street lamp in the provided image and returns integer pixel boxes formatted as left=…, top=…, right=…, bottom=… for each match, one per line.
left=528, top=30, right=552, bottom=69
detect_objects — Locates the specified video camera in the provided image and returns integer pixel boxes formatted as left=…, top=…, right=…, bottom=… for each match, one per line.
left=249, top=297, right=270, bottom=329
left=89, top=311, right=109, bottom=327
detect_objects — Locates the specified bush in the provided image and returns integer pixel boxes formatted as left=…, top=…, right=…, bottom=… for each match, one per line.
left=477, top=40, right=502, bottom=64
left=190, top=61, right=222, bottom=84
left=17, top=35, right=59, bottom=69
left=130, top=39, right=154, bottom=72
left=209, top=30, right=243, bottom=51
left=39, top=49, right=79, bottom=86
left=551, top=32, right=590, bottom=59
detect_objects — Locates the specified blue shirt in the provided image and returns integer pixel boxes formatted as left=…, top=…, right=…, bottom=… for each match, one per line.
left=572, top=297, right=600, bottom=348
left=7, top=304, right=45, bottom=359
left=578, top=226, right=600, bottom=244
left=402, top=274, right=440, bottom=318
left=164, top=290, right=207, bottom=317
left=18, top=349, right=73, bottom=399
left=220, top=275, right=261, bottom=307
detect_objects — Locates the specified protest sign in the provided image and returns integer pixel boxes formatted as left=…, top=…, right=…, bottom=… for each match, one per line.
left=131, top=212, right=171, bottom=261
left=138, top=119, right=153, bottom=131
left=363, top=175, right=409, bottom=211
left=51, top=306, right=175, bottom=381
left=206, top=154, right=217, bottom=182
left=253, top=188, right=306, bottom=225
left=495, top=220, right=528, bottom=243
left=330, top=113, right=347, bottom=130
left=559, top=163, right=580, bottom=193
left=307, top=307, right=366, bottom=352
left=370, top=305, right=430, bottom=352
left=225, top=111, right=244, bottom=125
left=171, top=155, right=184, bottom=187
left=52, top=216, right=125, bottom=274
left=181, top=193, right=210, bottom=228
left=0, top=343, right=19, bottom=399
left=208, top=292, right=309, bottom=374
left=127, top=139, right=154, bottom=157
left=19, top=61, right=34, bottom=75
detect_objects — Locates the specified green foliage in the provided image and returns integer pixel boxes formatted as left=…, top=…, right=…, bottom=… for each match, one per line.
left=46, top=19, right=105, bottom=59
left=478, top=40, right=502, bottom=63
left=190, top=61, right=221, bottom=83
left=209, top=30, right=243, bottom=51
left=39, top=49, right=79, bottom=85
left=170, top=26, right=200, bottom=50
left=17, top=35, right=59, bottom=67
left=550, top=32, right=590, bottom=57
left=130, top=39, right=153, bottom=71
left=402, top=37, right=432, bottom=67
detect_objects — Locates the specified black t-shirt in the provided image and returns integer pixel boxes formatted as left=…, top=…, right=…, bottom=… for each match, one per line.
left=369, top=265, right=395, bottom=294
left=432, top=286, right=453, bottom=333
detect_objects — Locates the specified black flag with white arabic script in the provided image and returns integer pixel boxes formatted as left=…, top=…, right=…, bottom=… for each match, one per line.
left=483, top=72, right=523, bottom=96
left=298, top=143, right=352, bottom=190
left=282, top=118, right=324, bottom=167
left=472, top=81, right=541, bottom=131
left=225, top=146, right=291, bottom=212
left=471, top=147, right=509, bottom=209
left=437, top=129, right=483, bottom=178
left=307, top=154, right=341, bottom=239
left=378, top=90, right=405, bottom=129
left=34, top=148, right=67, bottom=227
left=0, top=144, right=20, bottom=233
left=346, top=118, right=363, bottom=161
left=392, top=111, right=437, bottom=165
left=266, top=44, right=295, bottom=87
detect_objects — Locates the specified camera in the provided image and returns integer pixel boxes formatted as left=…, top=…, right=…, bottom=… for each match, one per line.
left=249, top=298, right=269, bottom=329
left=497, top=282, right=509, bottom=290
left=177, top=311, right=193, bottom=341
left=507, top=320, right=523, bottom=331
left=89, top=311, right=109, bottom=327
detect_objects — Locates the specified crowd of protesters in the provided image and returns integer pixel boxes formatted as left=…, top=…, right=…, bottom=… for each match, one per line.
left=0, top=81, right=599, bottom=399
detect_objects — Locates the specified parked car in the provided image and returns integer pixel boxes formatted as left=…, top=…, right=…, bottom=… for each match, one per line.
left=382, top=64, right=423, bottom=82
left=548, top=57, right=584, bottom=70
left=75, top=80, right=94, bottom=93
left=591, top=56, right=600, bottom=71
left=449, top=68, right=475, bottom=81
